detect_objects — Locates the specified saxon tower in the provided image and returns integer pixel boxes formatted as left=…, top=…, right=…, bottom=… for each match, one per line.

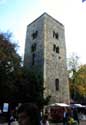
left=24, top=13, right=70, bottom=103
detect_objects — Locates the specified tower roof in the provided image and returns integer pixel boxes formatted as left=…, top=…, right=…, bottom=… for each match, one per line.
left=27, top=12, right=64, bottom=27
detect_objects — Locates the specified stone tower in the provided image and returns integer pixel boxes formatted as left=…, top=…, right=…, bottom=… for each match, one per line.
left=24, top=13, right=70, bottom=104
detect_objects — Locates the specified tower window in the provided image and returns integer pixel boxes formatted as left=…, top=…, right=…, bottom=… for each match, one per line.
left=31, top=43, right=36, bottom=52
left=53, top=44, right=56, bottom=51
left=32, top=31, right=38, bottom=39
left=53, top=31, right=59, bottom=39
left=56, top=46, right=59, bottom=53
left=53, top=45, right=59, bottom=53
left=32, top=53, right=35, bottom=65
left=55, top=78, right=59, bottom=91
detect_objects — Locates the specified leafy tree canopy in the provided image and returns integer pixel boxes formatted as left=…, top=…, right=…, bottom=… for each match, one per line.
left=0, top=32, right=21, bottom=102
left=68, top=53, right=86, bottom=103
left=0, top=32, right=50, bottom=108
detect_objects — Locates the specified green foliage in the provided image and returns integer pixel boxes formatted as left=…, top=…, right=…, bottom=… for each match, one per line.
left=68, top=53, right=86, bottom=103
left=0, top=32, right=50, bottom=108
left=0, top=32, right=21, bottom=102
left=15, top=68, right=51, bottom=108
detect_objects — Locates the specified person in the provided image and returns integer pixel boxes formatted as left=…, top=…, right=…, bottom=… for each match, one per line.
left=40, top=115, right=49, bottom=125
left=63, top=108, right=68, bottom=125
left=67, top=108, right=79, bottom=125
left=17, top=103, right=40, bottom=125
left=73, top=108, right=79, bottom=125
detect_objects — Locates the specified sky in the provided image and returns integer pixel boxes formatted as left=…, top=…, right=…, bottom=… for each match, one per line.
left=0, top=0, right=86, bottom=64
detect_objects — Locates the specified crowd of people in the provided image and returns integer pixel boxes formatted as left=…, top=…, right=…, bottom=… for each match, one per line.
left=8, top=103, right=82, bottom=125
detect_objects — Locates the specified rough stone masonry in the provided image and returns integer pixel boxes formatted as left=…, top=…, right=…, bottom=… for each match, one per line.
left=24, top=13, right=70, bottom=104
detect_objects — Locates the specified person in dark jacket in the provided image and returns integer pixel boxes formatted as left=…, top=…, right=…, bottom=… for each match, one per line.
left=73, top=108, right=79, bottom=125
left=17, top=103, right=40, bottom=125
left=63, top=108, right=68, bottom=125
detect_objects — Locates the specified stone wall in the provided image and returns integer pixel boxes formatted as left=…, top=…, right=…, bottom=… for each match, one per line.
left=43, top=14, right=70, bottom=103
left=24, top=13, right=70, bottom=104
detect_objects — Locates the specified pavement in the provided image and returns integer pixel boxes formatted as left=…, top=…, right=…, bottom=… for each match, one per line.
left=50, top=120, right=86, bottom=125
left=0, top=120, right=86, bottom=125
left=0, top=121, right=18, bottom=125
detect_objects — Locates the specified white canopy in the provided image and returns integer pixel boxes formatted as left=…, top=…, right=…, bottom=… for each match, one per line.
left=55, top=103, right=70, bottom=107
left=74, top=104, right=82, bottom=107
left=73, top=104, right=86, bottom=108
left=48, top=103, right=70, bottom=107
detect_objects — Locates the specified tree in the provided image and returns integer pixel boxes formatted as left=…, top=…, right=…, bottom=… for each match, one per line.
left=68, top=53, right=86, bottom=103
left=0, top=32, right=50, bottom=108
left=75, top=65, right=86, bottom=103
left=67, top=53, right=80, bottom=100
left=0, top=32, right=21, bottom=102
left=14, top=68, right=51, bottom=109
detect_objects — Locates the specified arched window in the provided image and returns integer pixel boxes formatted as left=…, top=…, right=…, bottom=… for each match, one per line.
left=55, top=78, right=59, bottom=91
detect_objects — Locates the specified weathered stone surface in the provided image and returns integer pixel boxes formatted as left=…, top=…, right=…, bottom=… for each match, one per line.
left=24, top=13, right=70, bottom=104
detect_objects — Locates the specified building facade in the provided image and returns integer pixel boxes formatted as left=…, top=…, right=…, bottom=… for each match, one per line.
left=24, top=13, right=70, bottom=104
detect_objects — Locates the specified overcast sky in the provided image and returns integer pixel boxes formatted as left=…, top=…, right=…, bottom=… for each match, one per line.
left=0, top=0, right=86, bottom=64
